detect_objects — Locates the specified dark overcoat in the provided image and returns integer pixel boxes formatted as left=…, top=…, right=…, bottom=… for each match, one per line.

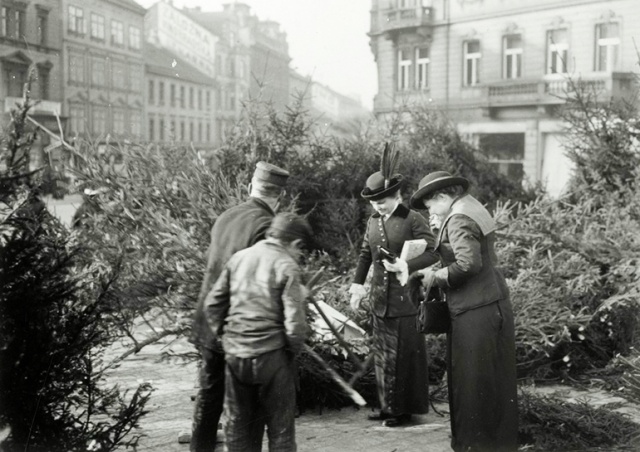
left=435, top=195, right=518, bottom=452
left=190, top=197, right=275, bottom=349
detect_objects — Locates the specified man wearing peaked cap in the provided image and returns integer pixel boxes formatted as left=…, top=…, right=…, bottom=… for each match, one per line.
left=189, top=161, right=289, bottom=451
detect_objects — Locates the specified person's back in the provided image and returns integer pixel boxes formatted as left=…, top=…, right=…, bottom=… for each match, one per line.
left=205, top=213, right=312, bottom=452
left=189, top=161, right=290, bottom=452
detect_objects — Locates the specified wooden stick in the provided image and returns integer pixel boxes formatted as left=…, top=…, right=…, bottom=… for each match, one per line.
left=303, top=344, right=366, bottom=407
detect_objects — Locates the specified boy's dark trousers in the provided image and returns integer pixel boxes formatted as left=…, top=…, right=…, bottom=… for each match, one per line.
left=190, top=346, right=225, bottom=452
left=224, top=348, right=297, bottom=452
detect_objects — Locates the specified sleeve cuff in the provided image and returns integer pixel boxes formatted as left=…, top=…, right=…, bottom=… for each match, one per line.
left=434, top=268, right=450, bottom=288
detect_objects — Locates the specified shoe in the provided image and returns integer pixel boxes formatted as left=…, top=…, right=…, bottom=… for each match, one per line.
left=382, top=414, right=411, bottom=427
left=367, top=411, right=390, bottom=421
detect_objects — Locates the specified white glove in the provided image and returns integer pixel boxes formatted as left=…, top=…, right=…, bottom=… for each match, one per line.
left=382, top=258, right=409, bottom=286
left=349, top=283, right=367, bottom=311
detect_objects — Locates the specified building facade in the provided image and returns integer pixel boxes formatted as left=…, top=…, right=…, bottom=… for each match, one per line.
left=62, top=0, right=146, bottom=143
left=184, top=2, right=290, bottom=125
left=290, top=69, right=369, bottom=125
left=369, top=0, right=640, bottom=195
left=1, top=0, right=64, bottom=168
left=145, top=42, right=216, bottom=148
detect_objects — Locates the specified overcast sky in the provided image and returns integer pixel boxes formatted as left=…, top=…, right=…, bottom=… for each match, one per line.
left=134, top=0, right=378, bottom=109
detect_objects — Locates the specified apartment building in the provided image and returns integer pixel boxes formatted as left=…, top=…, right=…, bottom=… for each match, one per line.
left=0, top=0, right=63, bottom=168
left=369, top=0, right=640, bottom=195
left=183, top=2, right=290, bottom=119
left=145, top=42, right=216, bottom=147
left=182, top=2, right=251, bottom=142
left=62, top=0, right=145, bottom=142
left=290, top=69, right=369, bottom=125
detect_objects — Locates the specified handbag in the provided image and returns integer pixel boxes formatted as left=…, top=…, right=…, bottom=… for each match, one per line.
left=409, top=273, right=450, bottom=334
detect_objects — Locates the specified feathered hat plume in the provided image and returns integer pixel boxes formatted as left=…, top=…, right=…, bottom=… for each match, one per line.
left=380, top=142, right=400, bottom=189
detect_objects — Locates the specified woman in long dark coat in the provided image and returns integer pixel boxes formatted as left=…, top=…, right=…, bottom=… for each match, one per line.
left=350, top=156, right=439, bottom=427
left=410, top=171, right=518, bottom=452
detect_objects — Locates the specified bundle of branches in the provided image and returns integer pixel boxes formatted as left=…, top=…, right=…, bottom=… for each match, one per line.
left=297, top=339, right=377, bottom=412
left=518, top=389, right=640, bottom=451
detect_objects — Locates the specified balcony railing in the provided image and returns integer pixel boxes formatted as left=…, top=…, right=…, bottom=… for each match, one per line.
left=485, top=72, right=635, bottom=107
left=381, top=7, right=433, bottom=34
left=4, top=97, right=62, bottom=116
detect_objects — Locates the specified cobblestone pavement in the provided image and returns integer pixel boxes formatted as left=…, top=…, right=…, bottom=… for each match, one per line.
left=108, top=335, right=453, bottom=452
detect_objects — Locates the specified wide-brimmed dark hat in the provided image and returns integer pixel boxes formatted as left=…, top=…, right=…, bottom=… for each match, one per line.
left=409, top=171, right=469, bottom=209
left=361, top=171, right=403, bottom=201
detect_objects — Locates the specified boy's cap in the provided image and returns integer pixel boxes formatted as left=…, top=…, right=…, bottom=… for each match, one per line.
left=253, top=161, right=289, bottom=187
left=268, top=212, right=312, bottom=243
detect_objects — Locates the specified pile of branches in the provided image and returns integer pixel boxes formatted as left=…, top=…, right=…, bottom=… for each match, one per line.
left=518, top=389, right=640, bottom=451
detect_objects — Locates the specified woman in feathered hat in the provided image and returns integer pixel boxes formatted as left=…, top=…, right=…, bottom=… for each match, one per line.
left=410, top=171, right=518, bottom=452
left=349, top=145, right=439, bottom=427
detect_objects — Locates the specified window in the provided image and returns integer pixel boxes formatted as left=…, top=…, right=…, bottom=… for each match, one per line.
left=149, top=118, right=155, bottom=140
left=130, top=64, right=141, bottom=92
left=170, top=83, right=176, bottom=107
left=189, top=87, right=194, bottom=108
left=206, top=91, right=211, bottom=109
left=37, top=13, right=48, bottom=45
left=503, top=34, right=522, bottom=79
left=397, top=0, right=416, bottom=8
left=398, top=49, right=411, bottom=91
left=131, top=111, right=141, bottom=137
left=69, top=104, right=86, bottom=134
left=198, top=122, right=202, bottom=142
left=180, top=121, right=185, bottom=141
left=68, top=6, right=84, bottom=35
left=547, top=29, right=568, bottom=74
left=90, top=14, right=104, bottom=40
left=3, top=64, right=28, bottom=97
left=230, top=93, right=235, bottom=110
left=111, top=20, right=124, bottom=46
left=1, top=6, right=26, bottom=40
left=159, top=81, right=165, bottom=105
left=207, top=123, right=211, bottom=142
left=112, top=61, right=126, bottom=89
left=38, top=68, right=50, bottom=99
left=113, top=109, right=125, bottom=135
left=92, top=106, right=107, bottom=135
left=129, top=26, right=141, bottom=50
left=91, top=56, right=106, bottom=86
left=148, top=80, right=154, bottom=104
left=198, top=89, right=202, bottom=110
left=180, top=86, right=185, bottom=108
left=595, top=23, right=620, bottom=72
left=1, top=7, right=6, bottom=36
left=415, top=47, right=429, bottom=90
left=480, top=133, right=525, bottom=183
left=463, top=40, right=481, bottom=86
left=69, top=53, right=85, bottom=83
left=190, top=122, right=194, bottom=141
left=159, top=119, right=165, bottom=141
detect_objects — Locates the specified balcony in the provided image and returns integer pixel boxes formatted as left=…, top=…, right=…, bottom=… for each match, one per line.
left=4, top=97, right=62, bottom=116
left=379, top=6, right=433, bottom=39
left=485, top=72, right=636, bottom=107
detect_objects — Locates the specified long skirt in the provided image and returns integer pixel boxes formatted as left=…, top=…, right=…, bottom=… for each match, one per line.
left=372, top=314, right=429, bottom=416
left=448, top=298, right=518, bottom=452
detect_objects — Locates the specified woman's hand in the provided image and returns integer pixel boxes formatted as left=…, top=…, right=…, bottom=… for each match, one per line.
left=349, top=283, right=367, bottom=311
left=382, top=258, right=409, bottom=286
left=415, top=267, right=448, bottom=289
